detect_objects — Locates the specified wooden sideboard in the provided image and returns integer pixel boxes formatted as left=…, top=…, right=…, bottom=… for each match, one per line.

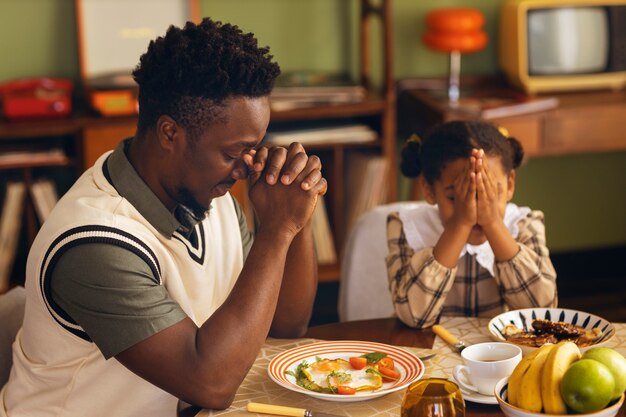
left=397, top=77, right=626, bottom=158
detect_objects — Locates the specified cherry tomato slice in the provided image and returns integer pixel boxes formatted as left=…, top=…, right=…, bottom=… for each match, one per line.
left=337, top=385, right=357, bottom=395
left=377, top=357, right=395, bottom=370
left=349, top=357, right=368, bottom=370
left=378, top=366, right=401, bottom=382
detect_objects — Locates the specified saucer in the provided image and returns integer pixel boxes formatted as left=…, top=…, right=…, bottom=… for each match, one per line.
left=452, top=374, right=498, bottom=405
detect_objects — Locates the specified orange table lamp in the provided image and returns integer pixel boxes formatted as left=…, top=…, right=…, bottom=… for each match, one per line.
left=423, top=8, right=488, bottom=104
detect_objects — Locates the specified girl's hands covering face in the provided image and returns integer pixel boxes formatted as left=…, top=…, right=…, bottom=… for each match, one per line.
left=451, top=157, right=477, bottom=228
left=474, top=149, right=508, bottom=228
left=426, top=149, right=513, bottom=246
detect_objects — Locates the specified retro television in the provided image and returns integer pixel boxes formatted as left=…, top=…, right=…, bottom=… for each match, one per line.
left=499, top=0, right=626, bottom=94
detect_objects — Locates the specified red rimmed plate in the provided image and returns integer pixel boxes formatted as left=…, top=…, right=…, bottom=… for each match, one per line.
left=268, top=340, right=424, bottom=402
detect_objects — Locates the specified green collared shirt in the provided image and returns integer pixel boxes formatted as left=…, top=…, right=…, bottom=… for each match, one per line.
left=50, top=139, right=253, bottom=358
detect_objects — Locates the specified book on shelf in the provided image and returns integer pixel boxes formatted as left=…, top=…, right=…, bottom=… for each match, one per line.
left=345, top=153, right=389, bottom=234
left=456, top=90, right=559, bottom=119
left=270, top=93, right=366, bottom=111
left=0, top=181, right=26, bottom=293
left=270, top=71, right=366, bottom=111
left=265, top=123, right=377, bottom=146
left=311, top=196, right=337, bottom=265
left=0, top=148, right=68, bottom=167
left=29, top=178, right=59, bottom=223
left=406, top=83, right=559, bottom=120
left=274, top=71, right=360, bottom=88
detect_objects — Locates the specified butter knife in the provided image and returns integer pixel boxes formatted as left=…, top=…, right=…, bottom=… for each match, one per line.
left=247, top=402, right=343, bottom=417
left=432, top=324, right=467, bottom=354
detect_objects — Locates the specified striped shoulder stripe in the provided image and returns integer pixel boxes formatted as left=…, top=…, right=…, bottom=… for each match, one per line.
left=172, top=224, right=205, bottom=265
left=39, top=225, right=162, bottom=342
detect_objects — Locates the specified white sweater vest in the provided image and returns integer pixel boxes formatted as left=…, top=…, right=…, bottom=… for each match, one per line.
left=1, top=152, right=243, bottom=417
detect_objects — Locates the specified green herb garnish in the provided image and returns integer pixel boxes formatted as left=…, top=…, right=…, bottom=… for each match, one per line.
left=361, top=352, right=387, bottom=364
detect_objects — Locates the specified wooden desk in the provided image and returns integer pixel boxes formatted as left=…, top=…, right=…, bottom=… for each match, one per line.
left=397, top=77, right=626, bottom=158
left=179, top=317, right=626, bottom=416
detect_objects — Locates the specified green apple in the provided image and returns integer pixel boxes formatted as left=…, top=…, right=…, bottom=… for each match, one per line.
left=582, top=347, right=626, bottom=401
left=561, top=359, right=615, bottom=413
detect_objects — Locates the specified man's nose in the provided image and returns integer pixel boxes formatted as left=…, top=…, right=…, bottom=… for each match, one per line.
left=231, top=158, right=251, bottom=180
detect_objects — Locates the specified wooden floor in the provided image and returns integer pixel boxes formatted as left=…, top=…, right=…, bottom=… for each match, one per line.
left=309, top=246, right=626, bottom=326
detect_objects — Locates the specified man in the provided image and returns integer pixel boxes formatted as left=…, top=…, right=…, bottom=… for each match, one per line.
left=2, top=18, right=326, bottom=416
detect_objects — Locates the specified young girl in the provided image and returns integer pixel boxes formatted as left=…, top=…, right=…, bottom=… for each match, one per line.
left=386, top=121, right=557, bottom=329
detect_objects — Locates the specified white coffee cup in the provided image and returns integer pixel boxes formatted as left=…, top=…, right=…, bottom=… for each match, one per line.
left=452, top=342, right=522, bottom=396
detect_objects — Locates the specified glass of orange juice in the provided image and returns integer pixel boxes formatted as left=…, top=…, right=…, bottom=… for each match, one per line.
left=401, top=377, right=465, bottom=417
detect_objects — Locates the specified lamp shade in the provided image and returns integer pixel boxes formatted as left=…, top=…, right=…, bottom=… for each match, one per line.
left=423, top=8, right=487, bottom=53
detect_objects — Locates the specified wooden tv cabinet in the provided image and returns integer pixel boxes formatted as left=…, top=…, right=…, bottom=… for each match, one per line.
left=397, top=77, right=626, bottom=158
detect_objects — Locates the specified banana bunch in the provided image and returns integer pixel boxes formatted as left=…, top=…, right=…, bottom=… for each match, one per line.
left=507, top=341, right=581, bottom=414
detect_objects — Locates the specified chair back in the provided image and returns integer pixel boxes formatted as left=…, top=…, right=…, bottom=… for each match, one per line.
left=0, top=286, right=26, bottom=387
left=338, top=201, right=427, bottom=322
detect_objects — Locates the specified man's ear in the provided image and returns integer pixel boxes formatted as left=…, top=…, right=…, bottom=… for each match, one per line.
left=420, top=176, right=437, bottom=204
left=507, top=170, right=516, bottom=201
left=155, top=115, right=179, bottom=152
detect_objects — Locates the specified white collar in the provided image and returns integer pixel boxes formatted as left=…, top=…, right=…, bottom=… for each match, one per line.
left=398, top=202, right=531, bottom=276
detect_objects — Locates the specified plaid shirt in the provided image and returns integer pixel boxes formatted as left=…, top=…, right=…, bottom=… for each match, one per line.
left=386, top=210, right=557, bottom=329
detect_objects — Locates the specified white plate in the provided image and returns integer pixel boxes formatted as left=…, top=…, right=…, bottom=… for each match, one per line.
left=452, top=373, right=498, bottom=405
left=268, top=340, right=424, bottom=402
left=488, top=308, right=615, bottom=355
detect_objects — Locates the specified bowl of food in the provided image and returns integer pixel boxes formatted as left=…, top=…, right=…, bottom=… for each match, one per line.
left=495, top=376, right=625, bottom=417
left=488, top=308, right=615, bottom=355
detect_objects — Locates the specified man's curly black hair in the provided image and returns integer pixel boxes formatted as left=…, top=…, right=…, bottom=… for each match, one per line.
left=132, top=17, right=281, bottom=138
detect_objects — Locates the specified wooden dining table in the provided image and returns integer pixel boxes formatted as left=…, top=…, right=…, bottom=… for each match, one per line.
left=179, top=316, right=626, bottom=417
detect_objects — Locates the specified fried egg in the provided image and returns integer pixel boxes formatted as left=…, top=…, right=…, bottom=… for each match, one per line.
left=302, top=358, right=383, bottom=392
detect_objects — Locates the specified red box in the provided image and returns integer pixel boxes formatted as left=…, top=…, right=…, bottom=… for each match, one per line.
left=0, top=78, right=73, bottom=121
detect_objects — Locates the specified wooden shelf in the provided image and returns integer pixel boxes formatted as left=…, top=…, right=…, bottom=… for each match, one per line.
left=0, top=0, right=396, bottom=287
left=256, top=0, right=397, bottom=283
left=0, top=157, right=74, bottom=171
left=0, top=118, right=81, bottom=140
left=270, top=98, right=388, bottom=122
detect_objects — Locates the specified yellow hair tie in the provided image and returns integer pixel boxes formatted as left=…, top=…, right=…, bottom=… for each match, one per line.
left=497, top=126, right=509, bottom=137
left=407, top=133, right=422, bottom=144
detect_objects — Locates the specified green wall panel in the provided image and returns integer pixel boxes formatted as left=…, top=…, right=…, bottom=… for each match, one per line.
left=200, top=0, right=357, bottom=75
left=0, top=0, right=79, bottom=83
left=514, top=152, right=626, bottom=251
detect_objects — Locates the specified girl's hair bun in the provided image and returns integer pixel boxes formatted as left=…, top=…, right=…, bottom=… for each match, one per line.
left=507, top=136, right=525, bottom=169
left=400, top=134, right=423, bottom=178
